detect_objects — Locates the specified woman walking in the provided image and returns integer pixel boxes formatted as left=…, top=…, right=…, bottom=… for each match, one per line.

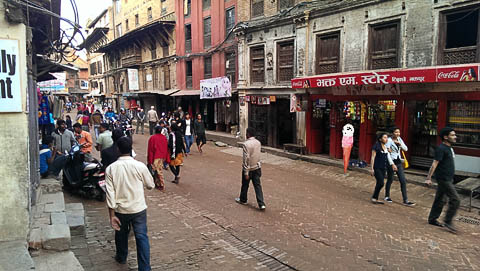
left=168, top=125, right=185, bottom=184
left=385, top=127, right=416, bottom=206
left=371, top=132, right=397, bottom=204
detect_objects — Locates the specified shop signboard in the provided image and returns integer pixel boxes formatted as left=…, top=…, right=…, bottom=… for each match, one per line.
left=37, top=72, right=66, bottom=92
left=200, top=76, right=232, bottom=99
left=291, top=64, right=479, bottom=92
left=127, top=68, right=139, bottom=91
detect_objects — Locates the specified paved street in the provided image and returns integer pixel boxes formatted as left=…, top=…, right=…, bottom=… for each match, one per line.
left=66, top=133, right=480, bottom=270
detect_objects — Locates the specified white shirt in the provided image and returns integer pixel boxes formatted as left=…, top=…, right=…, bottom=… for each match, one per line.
left=386, top=137, right=408, bottom=161
left=185, top=119, right=192, bottom=136
left=105, top=156, right=155, bottom=214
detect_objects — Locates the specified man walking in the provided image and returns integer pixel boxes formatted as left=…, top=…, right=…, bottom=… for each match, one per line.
left=194, top=114, right=207, bottom=153
left=105, top=137, right=155, bottom=270
left=147, top=125, right=170, bottom=191
left=426, top=127, right=460, bottom=233
left=147, top=106, right=159, bottom=135
left=235, top=128, right=266, bottom=210
left=136, top=108, right=146, bottom=135
left=184, top=113, right=194, bottom=155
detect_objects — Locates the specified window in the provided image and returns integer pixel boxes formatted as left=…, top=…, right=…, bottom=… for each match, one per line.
left=277, top=40, right=294, bottom=82
left=447, top=101, right=480, bottom=149
left=250, top=46, right=265, bottom=83
left=115, top=0, right=121, bottom=14
left=164, top=65, right=171, bottom=90
left=162, top=46, right=169, bottom=57
left=226, top=7, right=235, bottom=38
left=100, top=82, right=104, bottom=93
left=147, top=7, right=152, bottom=21
left=369, top=21, right=400, bottom=69
left=316, top=32, right=340, bottom=74
left=90, top=62, right=97, bottom=75
left=203, top=0, right=211, bottom=10
left=97, top=61, right=103, bottom=74
left=251, top=0, right=264, bottom=18
left=185, top=24, right=192, bottom=53
left=186, top=61, right=193, bottom=88
left=161, top=0, right=167, bottom=15
left=151, top=45, right=157, bottom=60
left=204, top=17, right=211, bottom=48
left=116, top=23, right=123, bottom=37
left=204, top=57, right=212, bottom=79
left=135, top=14, right=139, bottom=26
left=439, top=8, right=480, bottom=65
left=185, top=0, right=191, bottom=17
left=278, top=0, right=294, bottom=10
left=153, top=66, right=158, bottom=89
left=125, top=19, right=129, bottom=31
left=226, top=51, right=236, bottom=87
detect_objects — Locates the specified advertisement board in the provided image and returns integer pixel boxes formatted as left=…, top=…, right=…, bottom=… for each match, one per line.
left=127, top=68, right=139, bottom=91
left=200, top=76, right=232, bottom=99
left=0, top=39, right=22, bottom=112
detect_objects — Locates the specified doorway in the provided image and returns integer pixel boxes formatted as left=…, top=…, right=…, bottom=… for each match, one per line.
left=276, top=99, right=296, bottom=147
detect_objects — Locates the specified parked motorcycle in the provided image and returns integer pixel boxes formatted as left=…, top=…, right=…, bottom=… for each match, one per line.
left=62, top=144, right=106, bottom=201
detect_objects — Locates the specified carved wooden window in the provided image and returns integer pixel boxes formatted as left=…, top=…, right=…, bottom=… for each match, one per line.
left=369, top=21, right=400, bottom=69
left=164, top=65, right=171, bottom=90
left=150, top=43, right=157, bottom=60
left=279, top=0, right=294, bottom=11
left=186, top=61, right=193, bottom=89
left=251, top=0, right=264, bottom=18
left=439, top=8, right=480, bottom=65
left=316, top=32, right=340, bottom=74
left=185, top=24, right=192, bottom=53
left=250, top=46, right=265, bottom=83
left=226, top=51, right=236, bottom=87
left=204, top=56, right=212, bottom=79
left=277, top=40, right=294, bottom=82
left=204, top=17, right=211, bottom=49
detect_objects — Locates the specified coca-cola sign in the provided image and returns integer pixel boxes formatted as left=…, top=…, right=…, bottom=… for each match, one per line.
left=292, top=64, right=479, bottom=89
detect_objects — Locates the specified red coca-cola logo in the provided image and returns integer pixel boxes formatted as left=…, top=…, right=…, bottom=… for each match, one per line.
left=437, top=71, right=460, bottom=79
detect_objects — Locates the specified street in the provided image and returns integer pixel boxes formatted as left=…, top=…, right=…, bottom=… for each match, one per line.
left=67, top=134, right=480, bottom=271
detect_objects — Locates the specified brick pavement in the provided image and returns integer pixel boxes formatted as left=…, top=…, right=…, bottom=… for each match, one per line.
left=65, top=134, right=480, bottom=270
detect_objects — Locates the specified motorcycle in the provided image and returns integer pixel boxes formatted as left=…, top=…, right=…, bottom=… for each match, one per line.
left=115, top=119, right=134, bottom=141
left=62, top=144, right=106, bottom=201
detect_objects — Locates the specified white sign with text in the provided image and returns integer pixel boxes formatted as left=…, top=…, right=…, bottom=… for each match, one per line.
left=0, top=39, right=21, bottom=112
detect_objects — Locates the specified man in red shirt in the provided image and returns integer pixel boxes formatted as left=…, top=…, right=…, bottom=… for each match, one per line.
left=73, top=123, right=94, bottom=162
left=147, top=125, right=170, bottom=191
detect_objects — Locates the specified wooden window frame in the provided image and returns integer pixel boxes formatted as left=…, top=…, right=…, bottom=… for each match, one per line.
left=186, top=60, right=193, bottom=89
left=438, top=7, right=480, bottom=65
left=315, top=31, right=340, bottom=75
left=226, top=7, right=235, bottom=38
left=204, top=56, right=212, bottom=79
left=226, top=51, right=236, bottom=87
left=204, top=17, right=211, bottom=49
left=250, top=45, right=265, bottom=84
left=251, top=0, right=264, bottom=18
left=276, top=40, right=295, bottom=83
left=164, top=65, right=171, bottom=90
left=185, top=24, right=192, bottom=53
left=368, top=20, right=400, bottom=70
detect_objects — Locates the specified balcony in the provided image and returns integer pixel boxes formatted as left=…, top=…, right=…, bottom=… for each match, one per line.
left=121, top=54, right=142, bottom=67
left=443, top=46, right=477, bottom=65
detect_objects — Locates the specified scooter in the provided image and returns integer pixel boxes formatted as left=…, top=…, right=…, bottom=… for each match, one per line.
left=62, top=144, right=106, bottom=201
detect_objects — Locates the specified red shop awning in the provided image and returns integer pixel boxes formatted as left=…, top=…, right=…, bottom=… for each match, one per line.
left=291, top=64, right=480, bottom=89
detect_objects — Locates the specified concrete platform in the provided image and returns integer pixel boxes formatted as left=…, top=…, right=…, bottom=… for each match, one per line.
left=0, top=241, right=35, bottom=271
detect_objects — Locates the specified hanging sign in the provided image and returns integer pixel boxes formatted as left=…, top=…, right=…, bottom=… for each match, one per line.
left=200, top=76, right=232, bottom=99
left=290, top=94, right=301, bottom=112
left=0, top=39, right=22, bottom=112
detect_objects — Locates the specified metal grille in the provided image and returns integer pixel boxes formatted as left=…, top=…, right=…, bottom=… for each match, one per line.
left=277, top=41, right=294, bottom=82
left=317, top=64, right=338, bottom=75
left=371, top=57, right=397, bottom=69
left=457, top=216, right=480, bottom=225
left=204, top=17, right=211, bottom=48
left=252, top=0, right=264, bottom=18
left=250, top=46, right=265, bottom=83
left=444, top=47, right=477, bottom=65
left=279, top=0, right=294, bottom=10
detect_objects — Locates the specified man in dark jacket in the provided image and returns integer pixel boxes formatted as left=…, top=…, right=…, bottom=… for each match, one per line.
left=194, top=114, right=207, bottom=153
left=49, top=120, right=77, bottom=177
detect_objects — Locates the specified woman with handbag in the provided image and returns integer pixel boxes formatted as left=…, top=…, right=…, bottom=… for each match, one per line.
left=385, top=127, right=416, bottom=207
left=371, top=132, right=397, bottom=204
left=168, top=124, right=185, bottom=184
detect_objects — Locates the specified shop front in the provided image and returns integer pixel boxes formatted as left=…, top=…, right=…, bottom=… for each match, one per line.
left=293, top=64, right=480, bottom=175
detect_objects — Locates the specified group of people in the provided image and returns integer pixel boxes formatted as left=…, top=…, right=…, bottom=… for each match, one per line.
left=370, top=126, right=460, bottom=233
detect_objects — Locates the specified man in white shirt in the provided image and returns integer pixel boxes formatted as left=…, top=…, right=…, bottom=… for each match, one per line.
left=105, top=137, right=155, bottom=270
left=184, top=113, right=194, bottom=155
left=147, top=106, right=159, bottom=136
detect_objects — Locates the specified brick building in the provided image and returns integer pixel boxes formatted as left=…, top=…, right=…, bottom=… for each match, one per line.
left=236, top=0, right=480, bottom=174
left=174, top=0, right=239, bottom=133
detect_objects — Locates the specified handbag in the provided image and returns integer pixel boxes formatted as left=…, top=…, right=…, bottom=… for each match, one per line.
left=402, top=151, right=409, bottom=169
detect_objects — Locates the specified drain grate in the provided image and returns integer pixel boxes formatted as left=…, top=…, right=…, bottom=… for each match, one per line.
left=457, top=216, right=480, bottom=225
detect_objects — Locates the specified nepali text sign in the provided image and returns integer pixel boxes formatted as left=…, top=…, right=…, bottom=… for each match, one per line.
left=127, top=68, right=139, bottom=91
left=0, top=39, right=21, bottom=112
left=200, top=76, right=232, bottom=99
left=38, top=72, right=66, bottom=92
left=291, top=64, right=479, bottom=95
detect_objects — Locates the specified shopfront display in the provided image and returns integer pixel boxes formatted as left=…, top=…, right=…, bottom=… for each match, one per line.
left=447, top=101, right=480, bottom=149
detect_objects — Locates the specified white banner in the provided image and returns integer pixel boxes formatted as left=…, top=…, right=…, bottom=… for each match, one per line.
left=200, top=76, right=232, bottom=99
left=127, top=68, right=139, bottom=91
left=0, top=39, right=21, bottom=112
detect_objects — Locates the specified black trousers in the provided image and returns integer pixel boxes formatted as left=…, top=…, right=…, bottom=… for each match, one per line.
left=428, top=179, right=460, bottom=224
left=169, top=165, right=180, bottom=177
left=372, top=168, right=386, bottom=200
left=386, top=161, right=408, bottom=202
left=239, top=169, right=265, bottom=207
left=149, top=121, right=156, bottom=135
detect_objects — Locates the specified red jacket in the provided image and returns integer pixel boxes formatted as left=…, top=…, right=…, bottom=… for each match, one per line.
left=147, top=134, right=170, bottom=165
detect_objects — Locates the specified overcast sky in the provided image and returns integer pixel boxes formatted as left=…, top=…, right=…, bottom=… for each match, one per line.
left=61, top=0, right=112, bottom=54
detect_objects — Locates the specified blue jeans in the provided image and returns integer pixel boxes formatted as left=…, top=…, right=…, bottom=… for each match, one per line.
left=185, top=135, right=194, bottom=153
left=115, top=210, right=151, bottom=271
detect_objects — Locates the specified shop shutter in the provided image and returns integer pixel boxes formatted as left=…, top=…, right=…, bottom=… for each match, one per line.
left=369, top=21, right=399, bottom=69
left=316, top=32, right=340, bottom=74
left=250, top=46, right=265, bottom=83
left=277, top=41, right=294, bottom=82
left=251, top=0, right=264, bottom=18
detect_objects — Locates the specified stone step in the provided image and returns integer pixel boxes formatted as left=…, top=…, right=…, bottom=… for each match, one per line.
left=65, top=203, right=85, bottom=236
left=0, top=241, right=35, bottom=271
left=41, top=224, right=71, bottom=251
left=32, top=251, right=84, bottom=271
